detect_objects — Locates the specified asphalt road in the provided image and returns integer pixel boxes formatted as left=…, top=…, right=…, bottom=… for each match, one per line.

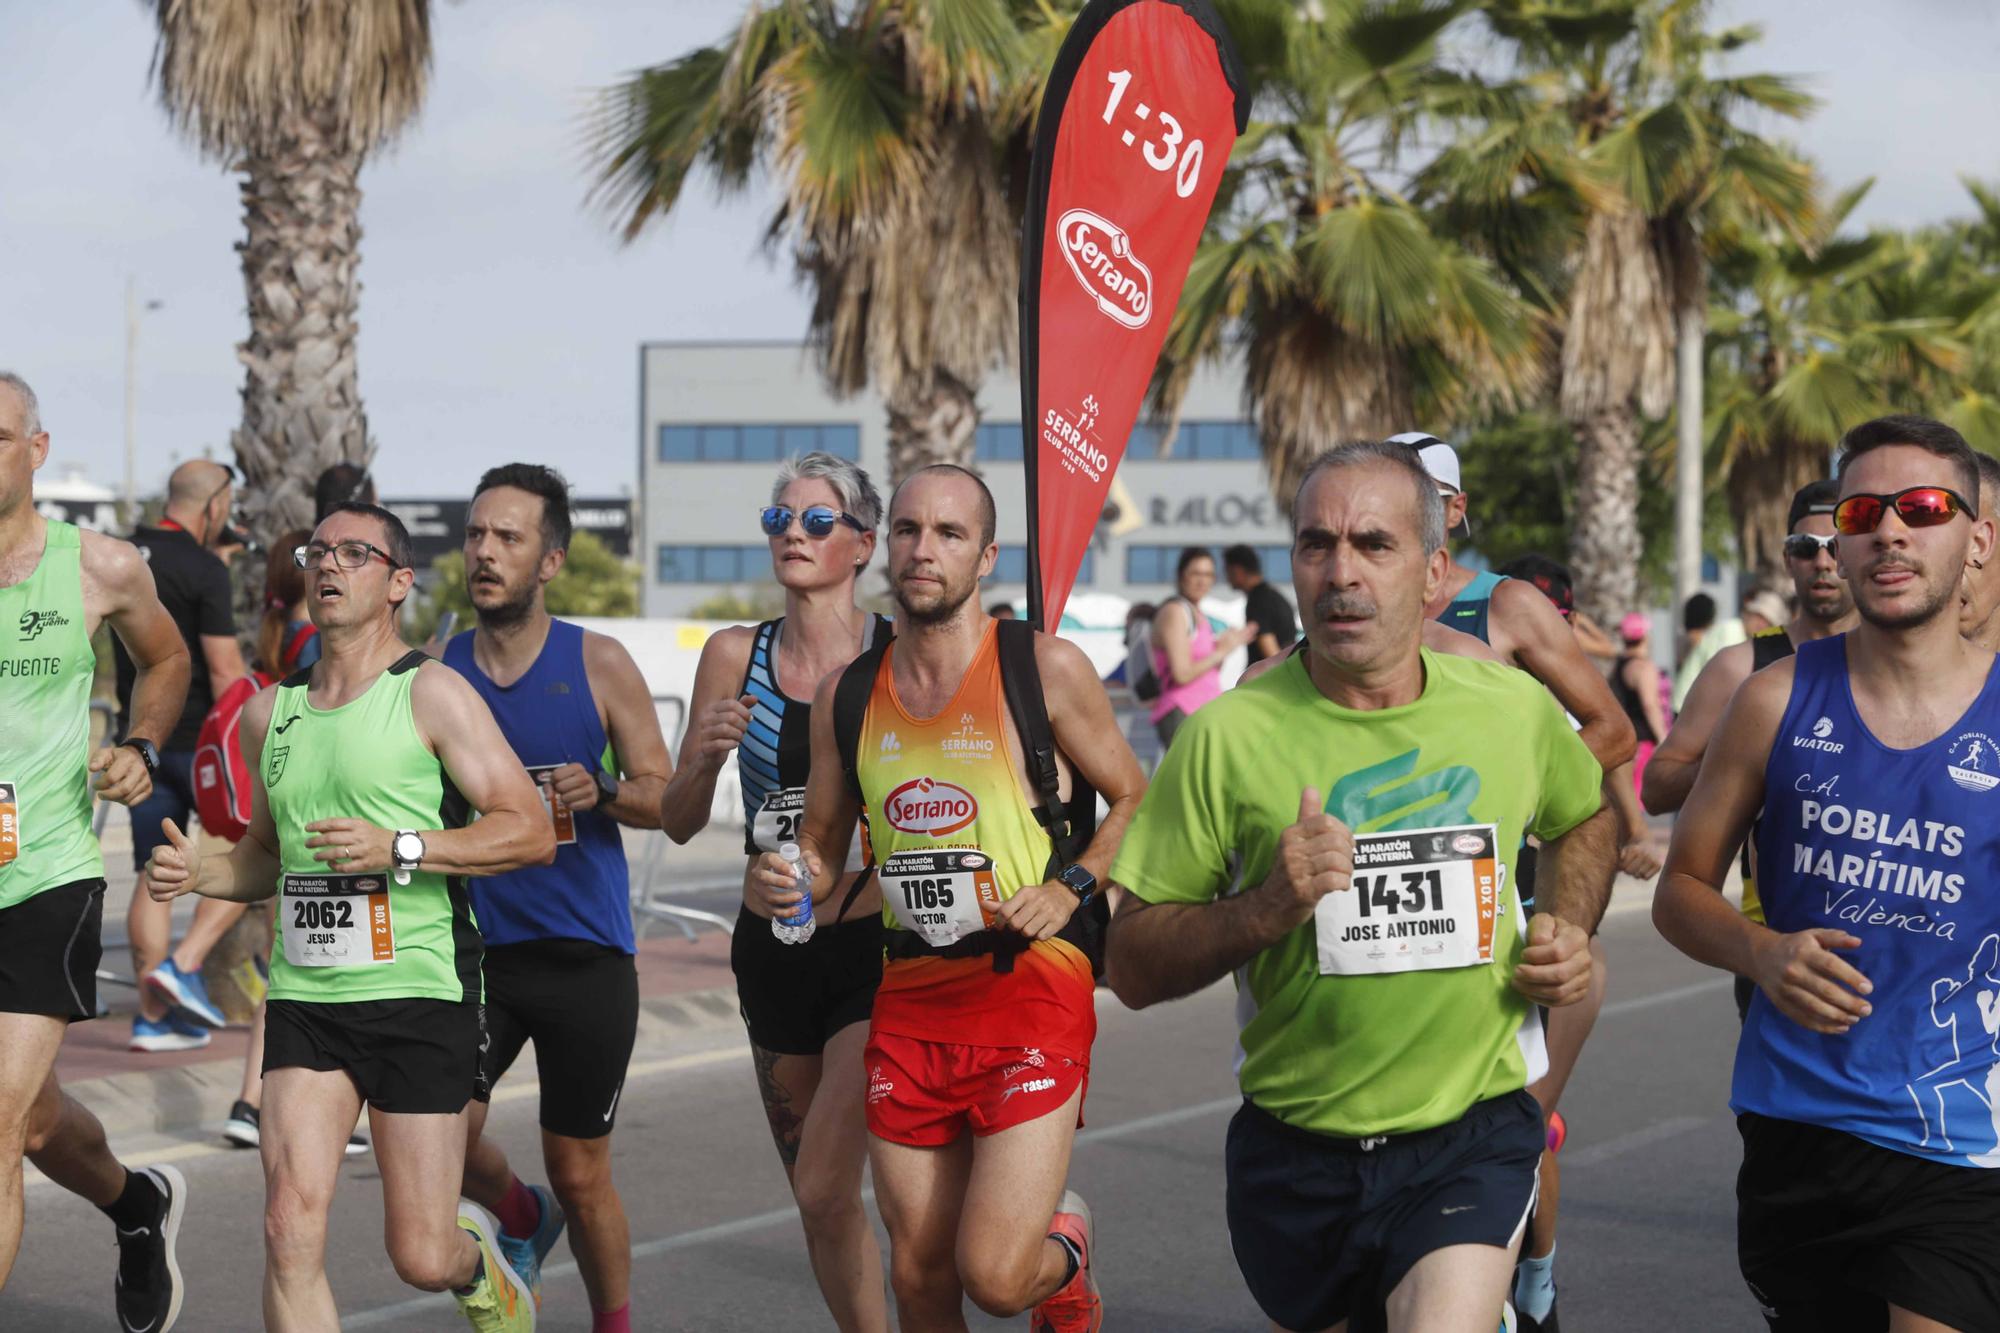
left=6, top=897, right=1763, bottom=1331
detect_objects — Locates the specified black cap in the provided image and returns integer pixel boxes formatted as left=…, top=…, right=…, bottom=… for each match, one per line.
left=1788, top=480, right=1839, bottom=532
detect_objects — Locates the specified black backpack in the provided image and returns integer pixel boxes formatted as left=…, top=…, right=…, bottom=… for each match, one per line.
left=832, top=618, right=1107, bottom=974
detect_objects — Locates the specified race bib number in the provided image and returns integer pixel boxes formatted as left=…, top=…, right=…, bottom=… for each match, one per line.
left=0, top=781, right=17, bottom=867
left=281, top=873, right=395, bottom=968
left=879, top=849, right=1001, bottom=947
left=1315, top=825, right=1501, bottom=976
left=525, top=765, right=577, bottom=846
left=753, top=787, right=805, bottom=854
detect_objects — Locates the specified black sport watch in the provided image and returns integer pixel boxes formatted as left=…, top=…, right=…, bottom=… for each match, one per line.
left=118, top=737, right=160, bottom=776
left=1056, top=862, right=1097, bottom=906
left=594, top=768, right=621, bottom=806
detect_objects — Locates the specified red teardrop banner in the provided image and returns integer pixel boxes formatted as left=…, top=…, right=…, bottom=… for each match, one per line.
left=1020, top=0, right=1247, bottom=629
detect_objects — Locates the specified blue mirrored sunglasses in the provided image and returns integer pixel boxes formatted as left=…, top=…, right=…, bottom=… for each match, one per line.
left=760, top=505, right=865, bottom=539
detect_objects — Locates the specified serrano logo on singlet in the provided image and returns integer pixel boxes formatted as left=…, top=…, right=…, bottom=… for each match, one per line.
left=1057, top=209, right=1153, bottom=329
left=1792, top=716, right=1845, bottom=754
left=883, top=777, right=978, bottom=836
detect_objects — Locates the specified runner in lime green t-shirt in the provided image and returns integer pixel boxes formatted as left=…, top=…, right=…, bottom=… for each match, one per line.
left=144, top=502, right=555, bottom=1332
left=1105, top=441, right=1616, bottom=1333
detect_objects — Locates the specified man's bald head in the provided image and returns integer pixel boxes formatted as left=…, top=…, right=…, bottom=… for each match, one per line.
left=166, top=460, right=232, bottom=509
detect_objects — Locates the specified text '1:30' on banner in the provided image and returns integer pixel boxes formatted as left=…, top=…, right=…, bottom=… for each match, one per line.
left=1020, top=0, right=1248, bottom=628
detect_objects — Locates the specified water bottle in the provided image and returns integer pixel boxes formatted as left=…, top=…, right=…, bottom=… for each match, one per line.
left=772, top=841, right=817, bottom=944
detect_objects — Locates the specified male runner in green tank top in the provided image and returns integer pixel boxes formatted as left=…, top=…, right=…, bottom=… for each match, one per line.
left=145, top=501, right=556, bottom=1332
left=0, top=371, right=194, bottom=1330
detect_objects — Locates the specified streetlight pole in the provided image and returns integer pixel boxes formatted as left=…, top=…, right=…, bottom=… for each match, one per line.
left=122, top=279, right=165, bottom=531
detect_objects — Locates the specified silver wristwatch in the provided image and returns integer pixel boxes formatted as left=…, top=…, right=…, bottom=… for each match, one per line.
left=391, top=829, right=426, bottom=886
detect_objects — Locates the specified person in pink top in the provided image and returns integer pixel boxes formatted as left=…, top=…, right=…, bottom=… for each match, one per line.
left=1150, top=547, right=1258, bottom=747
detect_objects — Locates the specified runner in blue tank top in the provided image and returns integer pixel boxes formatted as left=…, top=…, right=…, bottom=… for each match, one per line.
left=1658, top=415, right=2000, bottom=1332
left=444, top=465, right=674, bottom=1331
left=660, top=451, right=892, bottom=1333
left=1395, top=430, right=1640, bottom=1333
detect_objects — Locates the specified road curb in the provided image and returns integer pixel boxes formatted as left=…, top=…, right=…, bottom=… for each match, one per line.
left=69, top=984, right=746, bottom=1145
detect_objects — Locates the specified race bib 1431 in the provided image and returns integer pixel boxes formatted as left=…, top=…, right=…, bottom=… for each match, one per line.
left=1315, top=825, right=1501, bottom=976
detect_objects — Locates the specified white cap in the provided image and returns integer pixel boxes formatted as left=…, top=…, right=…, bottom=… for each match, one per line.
left=1389, top=430, right=1461, bottom=493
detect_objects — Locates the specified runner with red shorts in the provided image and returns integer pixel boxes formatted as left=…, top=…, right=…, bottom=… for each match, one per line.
left=753, top=464, right=1146, bottom=1331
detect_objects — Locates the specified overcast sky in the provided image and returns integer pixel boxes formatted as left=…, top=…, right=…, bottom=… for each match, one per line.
left=3, top=0, right=1996, bottom=501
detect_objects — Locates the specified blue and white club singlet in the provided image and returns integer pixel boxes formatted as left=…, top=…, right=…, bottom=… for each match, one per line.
left=1743, top=635, right=2000, bottom=1166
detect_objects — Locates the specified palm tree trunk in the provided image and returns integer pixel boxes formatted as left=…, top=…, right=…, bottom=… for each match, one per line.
left=1569, top=405, right=1645, bottom=628
left=884, top=369, right=978, bottom=485
left=1728, top=441, right=1826, bottom=591
left=1674, top=301, right=1705, bottom=614
left=230, top=105, right=373, bottom=546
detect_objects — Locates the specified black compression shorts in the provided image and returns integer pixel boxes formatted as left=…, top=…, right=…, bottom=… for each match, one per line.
left=481, top=939, right=639, bottom=1140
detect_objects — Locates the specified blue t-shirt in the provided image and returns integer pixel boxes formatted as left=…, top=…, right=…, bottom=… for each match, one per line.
left=1742, top=635, right=2000, bottom=1165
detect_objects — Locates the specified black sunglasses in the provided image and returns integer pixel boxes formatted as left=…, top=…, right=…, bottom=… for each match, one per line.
left=759, top=505, right=866, bottom=539
left=1782, top=533, right=1838, bottom=560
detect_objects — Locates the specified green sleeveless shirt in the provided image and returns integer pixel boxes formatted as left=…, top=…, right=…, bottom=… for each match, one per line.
left=0, top=521, right=104, bottom=908
left=263, top=650, right=481, bottom=1004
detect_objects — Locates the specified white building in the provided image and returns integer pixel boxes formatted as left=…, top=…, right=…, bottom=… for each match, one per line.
left=637, top=342, right=1296, bottom=620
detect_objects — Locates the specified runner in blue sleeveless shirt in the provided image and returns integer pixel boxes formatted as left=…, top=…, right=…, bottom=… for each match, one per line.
left=445, top=465, right=674, bottom=1333
left=1658, top=415, right=2000, bottom=1332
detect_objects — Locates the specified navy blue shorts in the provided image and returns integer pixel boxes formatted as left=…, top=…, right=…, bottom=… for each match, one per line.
left=128, top=749, right=198, bottom=872
left=1226, top=1090, right=1543, bottom=1333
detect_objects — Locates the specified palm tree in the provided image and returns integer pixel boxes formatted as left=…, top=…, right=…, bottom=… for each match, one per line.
left=1430, top=0, right=1816, bottom=625
left=1153, top=0, right=1546, bottom=502
left=590, top=1, right=1052, bottom=482
left=146, top=0, right=433, bottom=541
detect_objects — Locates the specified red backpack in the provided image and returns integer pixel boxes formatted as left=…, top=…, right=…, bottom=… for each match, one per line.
left=191, top=624, right=317, bottom=841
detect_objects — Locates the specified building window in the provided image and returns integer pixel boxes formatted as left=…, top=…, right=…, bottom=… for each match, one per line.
left=657, top=423, right=861, bottom=463
left=655, top=544, right=768, bottom=584
left=974, top=423, right=1024, bottom=462
left=1125, top=543, right=1290, bottom=586
left=983, top=546, right=1094, bottom=586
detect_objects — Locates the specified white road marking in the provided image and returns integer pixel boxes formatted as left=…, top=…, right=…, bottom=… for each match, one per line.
left=1563, top=1115, right=1716, bottom=1169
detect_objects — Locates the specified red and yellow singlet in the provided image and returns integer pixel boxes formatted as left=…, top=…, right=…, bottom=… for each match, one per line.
left=856, top=624, right=1095, bottom=1055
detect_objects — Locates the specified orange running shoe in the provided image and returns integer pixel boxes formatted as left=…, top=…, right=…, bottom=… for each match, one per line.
left=1547, top=1109, right=1568, bottom=1154
left=1030, top=1190, right=1102, bottom=1333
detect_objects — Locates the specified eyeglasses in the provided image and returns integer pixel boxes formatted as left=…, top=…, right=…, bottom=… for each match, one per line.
left=1831, top=486, right=1973, bottom=536
left=1782, top=533, right=1839, bottom=560
left=759, top=505, right=866, bottom=539
left=294, top=540, right=404, bottom=571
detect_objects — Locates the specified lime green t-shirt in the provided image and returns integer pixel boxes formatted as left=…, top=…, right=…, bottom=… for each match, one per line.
left=1109, top=648, right=1602, bottom=1138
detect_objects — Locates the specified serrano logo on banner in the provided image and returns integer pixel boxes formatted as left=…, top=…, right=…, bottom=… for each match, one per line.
left=884, top=777, right=979, bottom=836
left=1019, top=0, right=1248, bottom=629
left=1058, top=209, right=1153, bottom=328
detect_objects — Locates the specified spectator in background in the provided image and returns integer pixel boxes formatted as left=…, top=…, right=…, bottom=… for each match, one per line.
left=1150, top=547, right=1257, bottom=747
left=1223, top=544, right=1298, bottom=665
left=1740, top=587, right=1788, bottom=638
left=115, top=460, right=248, bottom=1053
left=1609, top=613, right=1669, bottom=798
left=312, top=461, right=375, bottom=521
left=1673, top=591, right=1742, bottom=710
left=988, top=601, right=1017, bottom=620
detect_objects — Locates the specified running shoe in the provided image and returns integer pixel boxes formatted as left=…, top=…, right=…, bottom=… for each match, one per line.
left=223, top=1100, right=260, bottom=1148
left=113, top=1164, right=186, bottom=1332
left=129, top=1016, right=210, bottom=1053
left=1029, top=1190, right=1101, bottom=1333
left=346, top=1126, right=372, bottom=1158
left=1546, top=1109, right=1567, bottom=1154
left=454, top=1200, right=536, bottom=1332
left=144, top=959, right=227, bottom=1029
left=496, top=1184, right=566, bottom=1310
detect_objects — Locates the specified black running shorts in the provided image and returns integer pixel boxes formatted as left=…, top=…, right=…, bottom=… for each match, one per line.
left=730, top=905, right=883, bottom=1056
left=1226, top=1090, right=1543, bottom=1333
left=481, top=939, right=638, bottom=1139
left=264, top=997, right=489, bottom=1115
left=1738, top=1112, right=2000, bottom=1331
left=0, top=879, right=105, bottom=1021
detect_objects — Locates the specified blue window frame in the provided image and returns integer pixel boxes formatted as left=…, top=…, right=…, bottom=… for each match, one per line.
left=656, top=544, right=767, bottom=584
left=657, top=422, right=864, bottom=464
